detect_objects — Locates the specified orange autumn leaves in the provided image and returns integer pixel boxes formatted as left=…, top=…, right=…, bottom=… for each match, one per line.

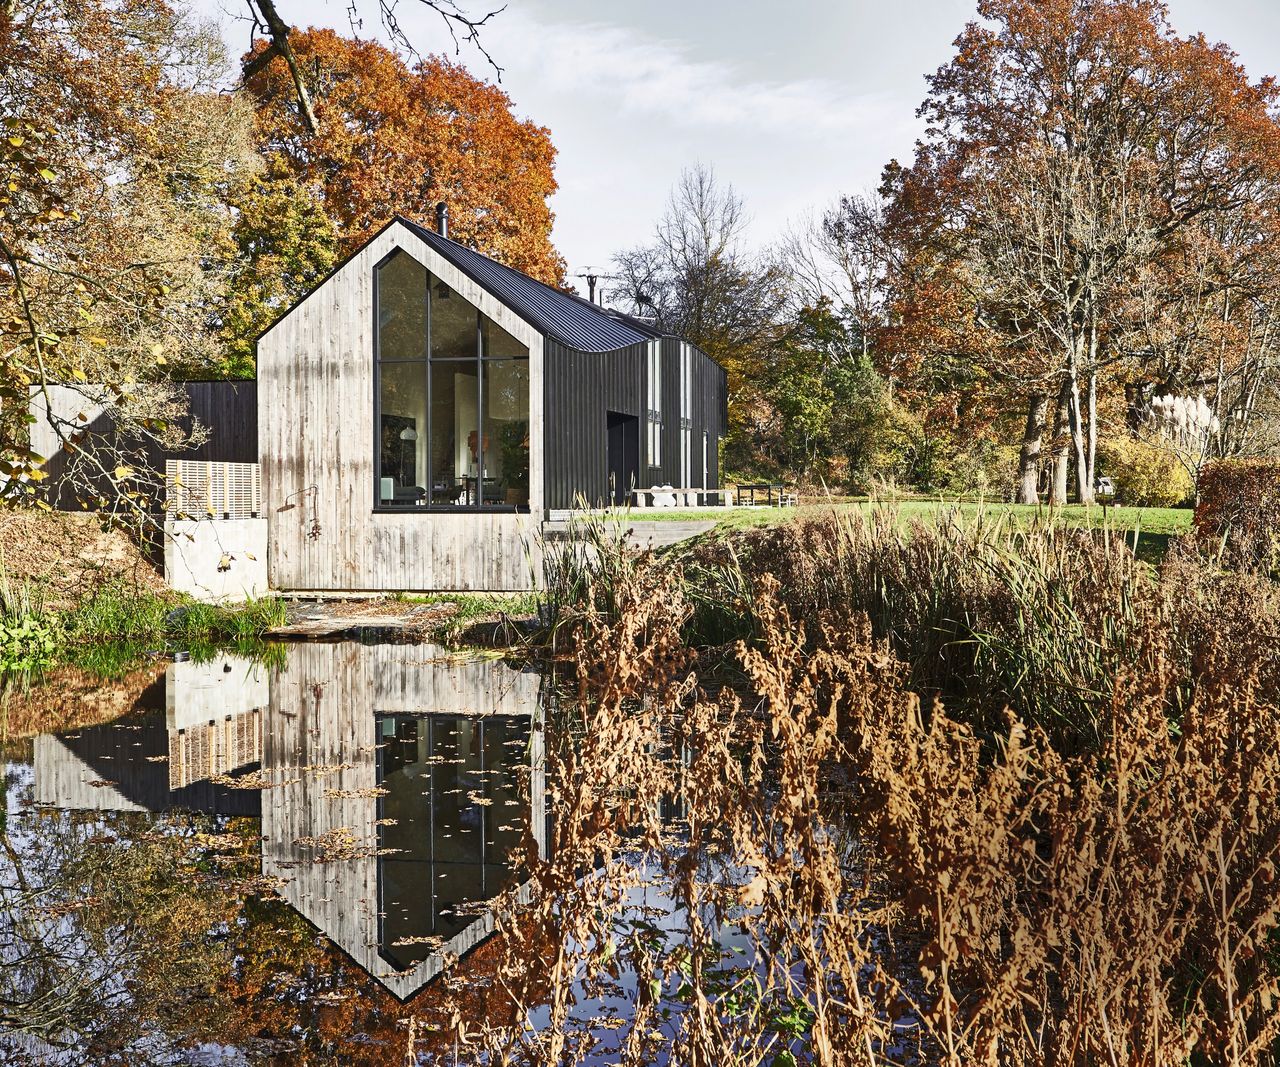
left=244, top=28, right=565, bottom=286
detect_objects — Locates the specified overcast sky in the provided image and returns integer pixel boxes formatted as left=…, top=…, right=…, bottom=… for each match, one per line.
left=195, top=0, right=1280, bottom=284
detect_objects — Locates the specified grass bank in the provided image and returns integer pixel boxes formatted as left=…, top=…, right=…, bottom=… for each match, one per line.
left=0, top=578, right=287, bottom=675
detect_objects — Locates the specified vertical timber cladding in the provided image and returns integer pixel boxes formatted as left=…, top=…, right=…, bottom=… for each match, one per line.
left=653, top=336, right=725, bottom=492
left=256, top=221, right=544, bottom=592
left=184, top=382, right=258, bottom=463
left=541, top=335, right=726, bottom=510
left=542, top=338, right=645, bottom=509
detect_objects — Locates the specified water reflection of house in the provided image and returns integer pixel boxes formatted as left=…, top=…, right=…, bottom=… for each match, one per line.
left=165, top=655, right=268, bottom=789
left=32, top=655, right=265, bottom=815
left=261, top=642, right=546, bottom=999
left=32, top=642, right=545, bottom=1002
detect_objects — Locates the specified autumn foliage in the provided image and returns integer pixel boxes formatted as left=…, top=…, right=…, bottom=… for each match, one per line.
left=244, top=28, right=565, bottom=284
left=1195, top=458, right=1280, bottom=569
left=874, top=0, right=1280, bottom=502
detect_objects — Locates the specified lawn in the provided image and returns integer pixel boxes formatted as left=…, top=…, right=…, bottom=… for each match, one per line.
left=619, top=497, right=1189, bottom=532
left=616, top=498, right=1194, bottom=560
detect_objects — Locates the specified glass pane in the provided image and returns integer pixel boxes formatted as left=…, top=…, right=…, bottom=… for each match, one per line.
left=648, top=342, right=661, bottom=414
left=429, top=275, right=478, bottom=360
left=430, top=360, right=480, bottom=505
left=482, top=716, right=530, bottom=852
left=481, top=314, right=529, bottom=359
left=482, top=360, right=530, bottom=507
left=377, top=252, right=427, bottom=361
left=378, top=362, right=426, bottom=505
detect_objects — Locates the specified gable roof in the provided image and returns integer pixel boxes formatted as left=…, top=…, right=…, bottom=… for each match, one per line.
left=398, top=216, right=658, bottom=354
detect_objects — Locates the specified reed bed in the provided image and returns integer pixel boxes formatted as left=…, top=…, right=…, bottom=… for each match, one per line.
left=407, top=507, right=1280, bottom=1065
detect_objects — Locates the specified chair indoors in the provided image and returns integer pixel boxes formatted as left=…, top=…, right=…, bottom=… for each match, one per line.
left=431, top=481, right=464, bottom=506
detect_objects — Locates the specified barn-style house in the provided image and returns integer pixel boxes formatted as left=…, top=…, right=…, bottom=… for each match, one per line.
left=255, top=209, right=727, bottom=592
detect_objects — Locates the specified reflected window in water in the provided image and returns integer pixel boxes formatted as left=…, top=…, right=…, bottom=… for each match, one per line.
left=376, top=713, right=532, bottom=970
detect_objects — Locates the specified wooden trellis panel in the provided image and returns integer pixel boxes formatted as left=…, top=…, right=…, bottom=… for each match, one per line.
left=166, top=460, right=261, bottom=519
left=168, top=709, right=263, bottom=790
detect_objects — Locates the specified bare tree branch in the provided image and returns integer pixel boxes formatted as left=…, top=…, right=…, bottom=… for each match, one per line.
left=243, top=0, right=319, bottom=133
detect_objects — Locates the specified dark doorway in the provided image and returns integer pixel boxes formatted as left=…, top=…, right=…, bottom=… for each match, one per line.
left=606, top=411, right=640, bottom=506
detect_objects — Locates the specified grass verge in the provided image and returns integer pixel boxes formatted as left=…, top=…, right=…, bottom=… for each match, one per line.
left=0, top=581, right=288, bottom=675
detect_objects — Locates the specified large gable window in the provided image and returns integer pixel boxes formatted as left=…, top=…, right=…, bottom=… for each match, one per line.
left=375, top=250, right=530, bottom=511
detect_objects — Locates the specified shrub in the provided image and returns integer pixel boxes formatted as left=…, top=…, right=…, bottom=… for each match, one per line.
left=1195, top=458, right=1280, bottom=570
left=0, top=564, right=59, bottom=671
left=1099, top=434, right=1193, bottom=507
left=943, top=440, right=1020, bottom=498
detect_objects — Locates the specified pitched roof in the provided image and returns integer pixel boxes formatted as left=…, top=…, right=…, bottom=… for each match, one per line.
left=399, top=216, right=658, bottom=354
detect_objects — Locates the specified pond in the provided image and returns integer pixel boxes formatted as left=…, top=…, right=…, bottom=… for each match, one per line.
left=1, top=643, right=788, bottom=1066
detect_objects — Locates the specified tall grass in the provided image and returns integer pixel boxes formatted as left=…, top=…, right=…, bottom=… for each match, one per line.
left=607, top=505, right=1278, bottom=752
left=444, top=505, right=1280, bottom=1065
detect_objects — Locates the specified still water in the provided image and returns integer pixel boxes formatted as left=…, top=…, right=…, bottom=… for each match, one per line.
left=2, top=645, right=555, bottom=1063
left=1, top=645, right=756, bottom=1066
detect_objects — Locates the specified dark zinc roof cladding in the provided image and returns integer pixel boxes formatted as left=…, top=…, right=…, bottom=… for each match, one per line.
left=400, top=216, right=657, bottom=354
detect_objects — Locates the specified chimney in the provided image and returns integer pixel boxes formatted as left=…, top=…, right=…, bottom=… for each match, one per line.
left=435, top=201, right=448, bottom=239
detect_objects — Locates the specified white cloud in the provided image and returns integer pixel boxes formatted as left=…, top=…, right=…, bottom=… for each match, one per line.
left=489, top=9, right=893, bottom=138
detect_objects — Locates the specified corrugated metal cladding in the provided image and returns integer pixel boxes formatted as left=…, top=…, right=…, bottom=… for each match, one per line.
left=543, top=336, right=726, bottom=510
left=400, top=218, right=655, bottom=354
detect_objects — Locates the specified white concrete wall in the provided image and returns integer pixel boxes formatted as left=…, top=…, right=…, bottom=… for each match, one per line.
left=164, top=518, right=268, bottom=603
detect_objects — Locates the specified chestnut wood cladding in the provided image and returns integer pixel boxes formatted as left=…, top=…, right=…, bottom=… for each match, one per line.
left=257, top=222, right=544, bottom=592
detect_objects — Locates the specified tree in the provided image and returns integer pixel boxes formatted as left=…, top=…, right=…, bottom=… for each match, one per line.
left=756, top=301, right=892, bottom=487
left=612, top=166, right=788, bottom=472
left=887, top=0, right=1280, bottom=503
left=0, top=0, right=260, bottom=517
left=213, top=163, right=339, bottom=379
left=244, top=28, right=565, bottom=283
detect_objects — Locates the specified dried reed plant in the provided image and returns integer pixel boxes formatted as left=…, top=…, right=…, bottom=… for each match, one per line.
left=406, top=508, right=1280, bottom=1066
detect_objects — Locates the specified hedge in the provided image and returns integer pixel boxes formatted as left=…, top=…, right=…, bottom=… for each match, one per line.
left=1194, top=458, right=1280, bottom=569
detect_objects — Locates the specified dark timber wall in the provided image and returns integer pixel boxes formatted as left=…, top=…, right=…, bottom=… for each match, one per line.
left=183, top=381, right=259, bottom=463
left=37, top=380, right=258, bottom=510
left=543, top=336, right=726, bottom=511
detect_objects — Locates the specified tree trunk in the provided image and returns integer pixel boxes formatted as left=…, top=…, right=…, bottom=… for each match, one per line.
left=1085, top=369, right=1097, bottom=495
left=1069, top=373, right=1094, bottom=505
left=1016, top=391, right=1047, bottom=504
left=1048, top=381, right=1071, bottom=506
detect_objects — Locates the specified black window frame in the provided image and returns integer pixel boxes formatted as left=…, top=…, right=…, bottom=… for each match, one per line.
left=372, top=250, right=531, bottom=515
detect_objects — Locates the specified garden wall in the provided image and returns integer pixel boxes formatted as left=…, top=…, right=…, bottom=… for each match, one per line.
left=164, top=518, right=268, bottom=603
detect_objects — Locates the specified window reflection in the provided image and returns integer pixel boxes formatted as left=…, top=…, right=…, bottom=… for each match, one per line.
left=374, top=251, right=530, bottom=510
left=375, top=714, right=531, bottom=970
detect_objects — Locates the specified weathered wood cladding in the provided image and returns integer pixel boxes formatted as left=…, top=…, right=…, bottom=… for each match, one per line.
left=257, top=223, right=544, bottom=592
left=543, top=335, right=725, bottom=510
